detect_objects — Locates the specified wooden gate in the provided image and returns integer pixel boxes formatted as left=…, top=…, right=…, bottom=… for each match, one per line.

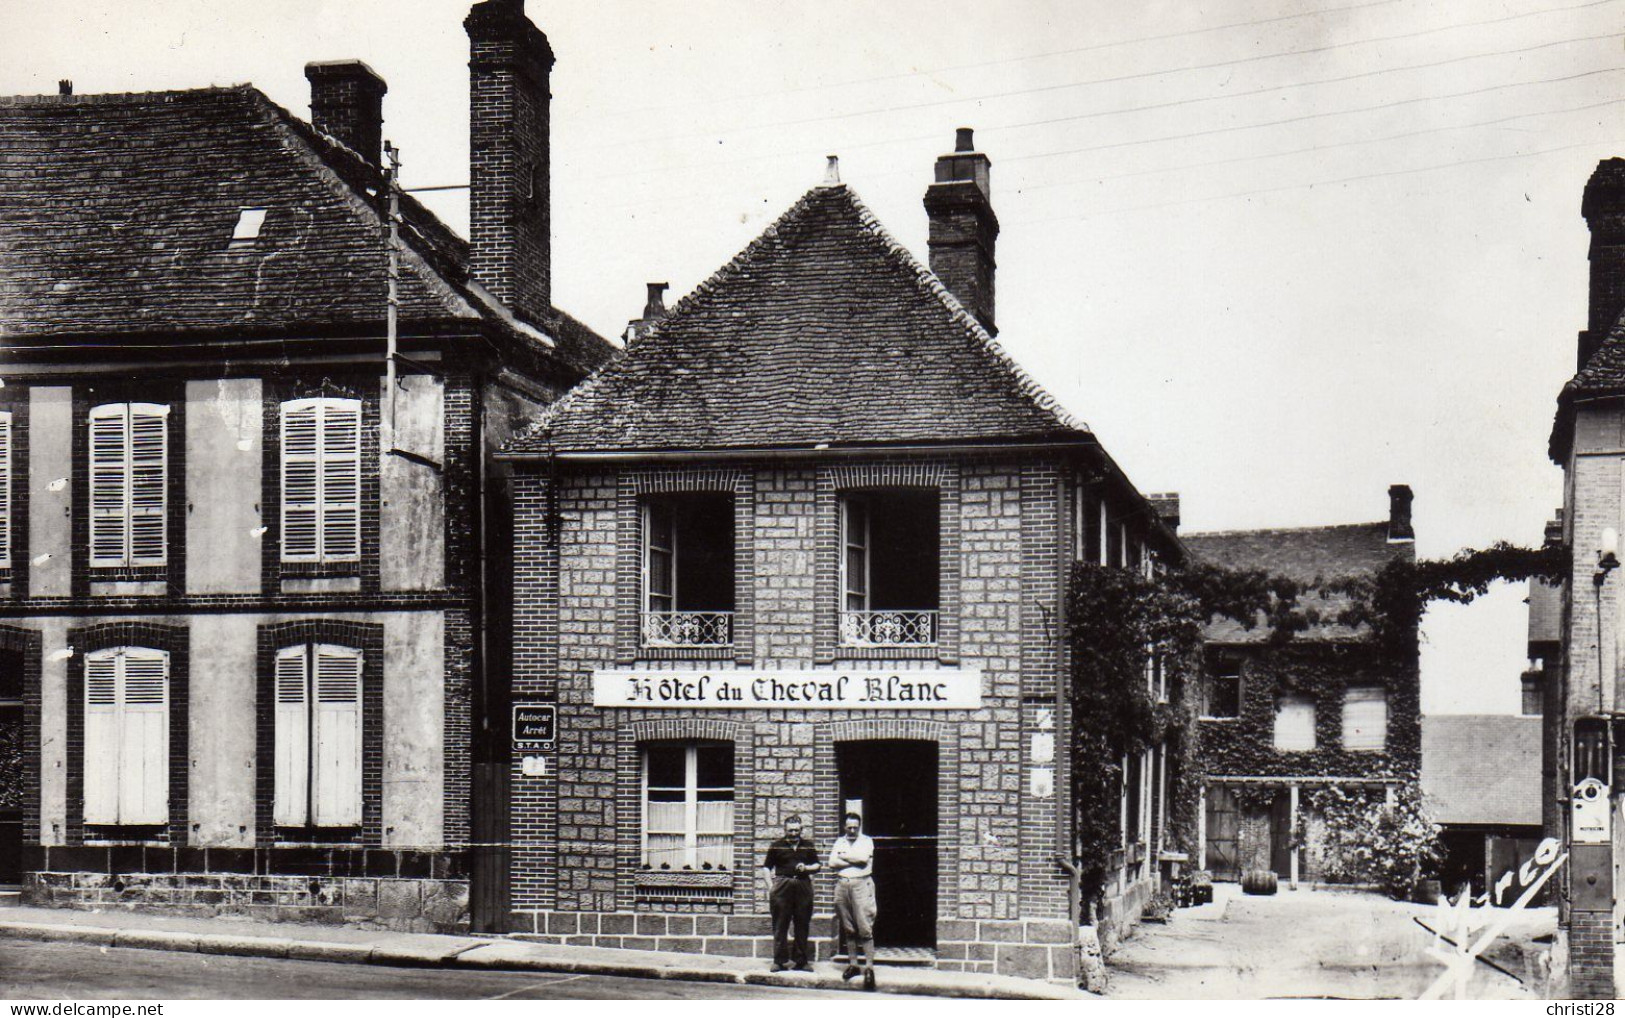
left=1205, top=785, right=1241, bottom=881
left=468, top=760, right=511, bottom=933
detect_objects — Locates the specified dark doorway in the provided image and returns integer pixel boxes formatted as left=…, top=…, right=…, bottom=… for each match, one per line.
left=837, top=740, right=938, bottom=948
left=0, top=647, right=23, bottom=888
left=1269, top=791, right=1292, bottom=877
left=1204, top=786, right=1240, bottom=881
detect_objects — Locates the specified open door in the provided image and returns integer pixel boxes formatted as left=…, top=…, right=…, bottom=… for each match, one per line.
left=837, top=740, right=938, bottom=947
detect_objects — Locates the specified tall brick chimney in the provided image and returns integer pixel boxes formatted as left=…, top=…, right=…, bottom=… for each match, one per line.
left=465, top=0, right=554, bottom=325
left=1579, top=159, right=1625, bottom=370
left=305, top=61, right=387, bottom=167
left=924, top=127, right=999, bottom=335
left=1387, top=484, right=1414, bottom=543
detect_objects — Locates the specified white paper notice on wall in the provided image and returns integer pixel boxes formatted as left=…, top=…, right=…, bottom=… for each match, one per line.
left=591, top=667, right=982, bottom=710
left=1031, top=732, right=1054, bottom=765
left=521, top=755, right=550, bottom=778
left=1030, top=766, right=1054, bottom=799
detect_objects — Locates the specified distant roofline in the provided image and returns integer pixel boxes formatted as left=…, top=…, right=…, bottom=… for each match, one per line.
left=0, top=84, right=250, bottom=106
left=1182, top=521, right=1390, bottom=539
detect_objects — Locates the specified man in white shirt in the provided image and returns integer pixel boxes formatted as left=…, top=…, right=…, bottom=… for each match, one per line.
left=828, top=811, right=878, bottom=990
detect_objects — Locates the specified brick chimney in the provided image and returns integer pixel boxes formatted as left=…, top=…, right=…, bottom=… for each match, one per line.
left=1147, top=492, right=1181, bottom=535
left=623, top=282, right=668, bottom=343
left=1579, top=159, right=1625, bottom=370
left=924, top=128, right=999, bottom=336
left=1387, top=484, right=1414, bottom=543
left=305, top=61, right=387, bottom=167
left=465, top=0, right=554, bottom=325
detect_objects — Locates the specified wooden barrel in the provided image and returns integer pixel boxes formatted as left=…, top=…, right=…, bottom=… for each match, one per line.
left=1241, top=869, right=1279, bottom=896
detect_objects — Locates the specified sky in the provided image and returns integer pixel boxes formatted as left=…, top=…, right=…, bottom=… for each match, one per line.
left=4, top=0, right=1616, bottom=714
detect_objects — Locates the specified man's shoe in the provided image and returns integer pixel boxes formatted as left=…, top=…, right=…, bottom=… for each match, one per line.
left=795, top=964, right=814, bottom=973
left=771, top=963, right=789, bottom=972
left=862, top=968, right=877, bottom=992
left=841, top=964, right=861, bottom=981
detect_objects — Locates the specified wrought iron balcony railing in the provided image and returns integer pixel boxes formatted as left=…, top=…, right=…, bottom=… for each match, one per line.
left=839, top=610, right=938, bottom=647
left=641, top=611, right=734, bottom=648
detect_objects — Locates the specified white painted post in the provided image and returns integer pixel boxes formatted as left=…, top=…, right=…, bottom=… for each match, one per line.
left=1197, top=785, right=1207, bottom=871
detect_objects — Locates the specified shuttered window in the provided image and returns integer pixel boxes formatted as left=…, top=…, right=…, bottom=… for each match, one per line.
left=89, top=403, right=169, bottom=568
left=1273, top=694, right=1317, bottom=751
left=0, top=410, right=11, bottom=569
left=281, top=398, right=361, bottom=564
left=1341, top=687, right=1388, bottom=752
left=273, top=643, right=363, bottom=828
left=641, top=742, right=734, bottom=870
left=83, top=647, right=169, bottom=825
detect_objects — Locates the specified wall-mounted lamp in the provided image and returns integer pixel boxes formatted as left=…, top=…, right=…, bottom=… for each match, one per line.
left=1598, top=527, right=1621, bottom=586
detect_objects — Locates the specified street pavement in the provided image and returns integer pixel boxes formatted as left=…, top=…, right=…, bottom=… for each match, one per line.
left=0, top=939, right=875, bottom=999
left=1105, top=884, right=1557, bottom=1000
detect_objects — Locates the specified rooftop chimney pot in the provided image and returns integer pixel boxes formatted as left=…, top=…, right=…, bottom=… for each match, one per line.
left=822, top=155, right=841, bottom=187
left=643, top=282, right=668, bottom=320
left=305, top=60, right=388, bottom=167
left=955, top=127, right=974, bottom=152
left=57, top=80, right=72, bottom=96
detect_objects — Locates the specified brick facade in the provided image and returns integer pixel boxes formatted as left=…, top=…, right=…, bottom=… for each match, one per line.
left=508, top=453, right=1136, bottom=981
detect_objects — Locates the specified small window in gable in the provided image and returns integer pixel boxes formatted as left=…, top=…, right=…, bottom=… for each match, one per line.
left=231, top=207, right=268, bottom=244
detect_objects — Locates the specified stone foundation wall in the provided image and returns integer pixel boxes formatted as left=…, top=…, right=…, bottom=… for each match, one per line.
left=510, top=910, right=1077, bottom=982
left=25, top=872, right=469, bottom=934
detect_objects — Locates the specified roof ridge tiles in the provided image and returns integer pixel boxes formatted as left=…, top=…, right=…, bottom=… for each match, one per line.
left=0, top=84, right=252, bottom=106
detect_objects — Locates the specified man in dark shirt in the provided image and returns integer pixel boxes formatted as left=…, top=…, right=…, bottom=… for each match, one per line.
left=761, top=814, right=821, bottom=971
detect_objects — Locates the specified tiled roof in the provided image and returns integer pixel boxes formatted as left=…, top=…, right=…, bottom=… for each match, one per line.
left=507, top=182, right=1087, bottom=453
left=1421, top=715, right=1542, bottom=826
left=0, top=86, right=614, bottom=374
left=1183, top=522, right=1414, bottom=642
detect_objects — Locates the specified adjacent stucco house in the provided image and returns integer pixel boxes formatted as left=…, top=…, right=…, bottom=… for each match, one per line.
left=0, top=0, right=612, bottom=931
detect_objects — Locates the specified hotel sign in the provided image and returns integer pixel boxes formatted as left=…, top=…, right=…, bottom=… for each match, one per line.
left=591, top=668, right=982, bottom=710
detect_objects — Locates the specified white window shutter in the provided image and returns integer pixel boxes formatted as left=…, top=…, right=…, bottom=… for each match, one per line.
left=89, top=405, right=129, bottom=567
left=82, top=651, right=120, bottom=825
left=312, top=645, right=362, bottom=827
left=118, top=649, right=169, bottom=825
left=127, top=404, right=168, bottom=566
left=319, top=402, right=361, bottom=562
left=281, top=401, right=320, bottom=562
left=273, top=646, right=310, bottom=827
left=0, top=411, right=12, bottom=568
left=1342, top=687, right=1388, bottom=752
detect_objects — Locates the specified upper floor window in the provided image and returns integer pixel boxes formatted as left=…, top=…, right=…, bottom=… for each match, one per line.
left=281, top=398, right=361, bottom=564
left=1203, top=657, right=1242, bottom=718
left=1520, top=669, right=1544, bottom=717
left=641, top=494, right=735, bottom=647
left=1341, top=686, right=1388, bottom=752
left=1273, top=694, right=1316, bottom=751
left=839, top=490, right=940, bottom=647
left=83, top=647, right=169, bottom=826
left=89, top=402, right=168, bottom=568
left=641, top=741, right=734, bottom=871
left=273, top=643, right=363, bottom=828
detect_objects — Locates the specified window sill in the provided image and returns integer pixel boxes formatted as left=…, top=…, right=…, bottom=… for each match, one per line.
left=1198, top=715, right=1240, bottom=722
left=834, top=645, right=942, bottom=661
left=635, top=645, right=736, bottom=661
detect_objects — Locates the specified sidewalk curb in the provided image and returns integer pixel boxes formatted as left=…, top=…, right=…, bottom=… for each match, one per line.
left=0, top=920, right=1084, bottom=999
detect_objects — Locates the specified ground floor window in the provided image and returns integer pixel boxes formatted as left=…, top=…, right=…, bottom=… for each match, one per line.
left=641, top=741, right=734, bottom=871
left=273, top=643, right=362, bottom=828
left=83, top=647, right=169, bottom=826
